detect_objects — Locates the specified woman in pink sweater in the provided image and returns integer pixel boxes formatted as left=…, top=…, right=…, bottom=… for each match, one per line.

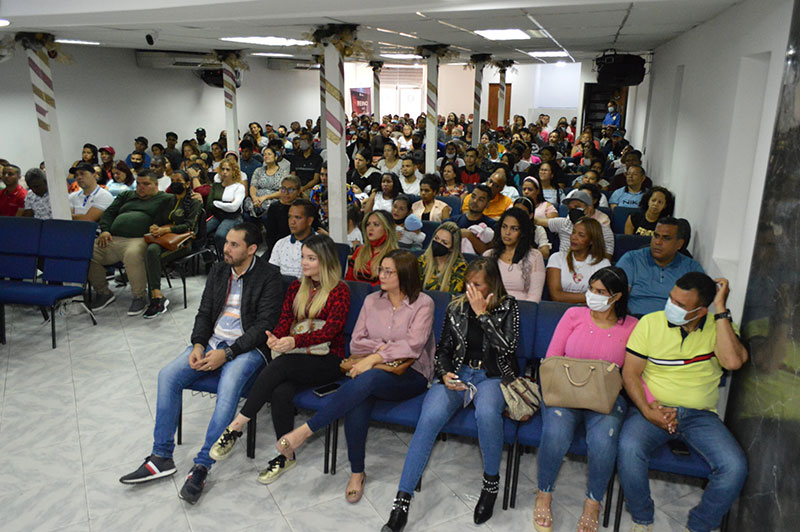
left=533, top=266, right=638, bottom=532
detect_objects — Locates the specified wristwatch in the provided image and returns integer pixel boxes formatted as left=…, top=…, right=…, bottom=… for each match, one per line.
left=223, top=347, right=235, bottom=362
left=714, top=310, right=732, bottom=321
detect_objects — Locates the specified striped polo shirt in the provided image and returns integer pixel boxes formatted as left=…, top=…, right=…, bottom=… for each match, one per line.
left=209, top=257, right=256, bottom=349
left=626, top=311, right=726, bottom=412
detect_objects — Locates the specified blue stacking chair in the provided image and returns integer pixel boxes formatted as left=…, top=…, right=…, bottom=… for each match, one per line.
left=420, top=220, right=440, bottom=249
left=0, top=218, right=43, bottom=345
left=612, top=234, right=651, bottom=264
left=292, top=280, right=377, bottom=474
left=0, top=219, right=98, bottom=348
left=557, top=204, right=569, bottom=218
left=611, top=207, right=638, bottom=234
left=334, top=242, right=351, bottom=274
left=436, top=194, right=462, bottom=216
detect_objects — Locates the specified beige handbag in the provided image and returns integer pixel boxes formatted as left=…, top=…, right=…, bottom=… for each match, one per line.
left=539, top=356, right=622, bottom=414
left=500, top=376, right=542, bottom=422
left=270, top=319, right=330, bottom=360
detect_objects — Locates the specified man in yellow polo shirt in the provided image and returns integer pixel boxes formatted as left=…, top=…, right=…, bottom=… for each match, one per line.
left=461, top=167, right=513, bottom=220
left=619, top=272, right=748, bottom=532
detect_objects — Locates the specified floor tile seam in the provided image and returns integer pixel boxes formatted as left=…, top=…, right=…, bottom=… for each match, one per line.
left=65, top=340, right=94, bottom=525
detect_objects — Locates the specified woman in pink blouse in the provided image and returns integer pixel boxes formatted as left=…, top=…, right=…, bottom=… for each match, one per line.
left=482, top=207, right=546, bottom=302
left=533, top=266, right=637, bottom=532
left=274, top=249, right=436, bottom=504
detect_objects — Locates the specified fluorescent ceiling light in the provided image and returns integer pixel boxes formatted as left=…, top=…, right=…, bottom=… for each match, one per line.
left=55, top=39, right=100, bottom=46
left=250, top=52, right=293, bottom=58
left=375, top=27, right=418, bottom=39
left=0, top=19, right=10, bottom=27
left=220, top=36, right=312, bottom=47
left=475, top=29, right=530, bottom=41
left=528, top=50, right=569, bottom=58
left=526, top=29, right=547, bottom=39
left=381, top=53, right=422, bottom=60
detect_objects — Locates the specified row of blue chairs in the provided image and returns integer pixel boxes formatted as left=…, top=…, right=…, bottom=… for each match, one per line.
left=0, top=218, right=99, bottom=348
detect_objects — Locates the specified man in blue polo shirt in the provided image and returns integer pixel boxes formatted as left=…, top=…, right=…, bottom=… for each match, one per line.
left=603, top=101, right=621, bottom=128
left=617, top=217, right=704, bottom=316
left=609, top=165, right=648, bottom=209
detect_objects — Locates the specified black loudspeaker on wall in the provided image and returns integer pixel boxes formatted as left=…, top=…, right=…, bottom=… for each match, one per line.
left=595, top=53, right=646, bottom=86
left=199, top=69, right=242, bottom=89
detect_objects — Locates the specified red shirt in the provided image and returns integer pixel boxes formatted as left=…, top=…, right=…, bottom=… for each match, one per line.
left=0, top=185, right=27, bottom=216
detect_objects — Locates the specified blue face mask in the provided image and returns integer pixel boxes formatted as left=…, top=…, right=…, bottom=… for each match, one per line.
left=664, top=298, right=701, bottom=326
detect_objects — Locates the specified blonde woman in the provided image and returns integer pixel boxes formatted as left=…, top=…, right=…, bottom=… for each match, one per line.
left=546, top=217, right=610, bottom=304
left=345, top=210, right=398, bottom=285
left=208, top=235, right=350, bottom=484
left=206, top=158, right=246, bottom=254
left=418, top=222, right=467, bottom=294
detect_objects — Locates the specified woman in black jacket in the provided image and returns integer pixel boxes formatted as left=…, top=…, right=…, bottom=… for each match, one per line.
left=381, top=256, right=520, bottom=532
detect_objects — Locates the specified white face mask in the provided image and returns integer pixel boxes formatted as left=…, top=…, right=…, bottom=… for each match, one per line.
left=608, top=107, right=615, bottom=113
left=664, top=298, right=701, bottom=326
left=585, top=290, right=613, bottom=312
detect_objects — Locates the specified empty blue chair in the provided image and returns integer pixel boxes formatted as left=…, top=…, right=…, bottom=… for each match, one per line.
left=335, top=242, right=351, bottom=274
left=0, top=217, right=42, bottom=281
left=436, top=194, right=461, bottom=216
left=420, top=220, right=440, bottom=249
left=612, top=234, right=651, bottom=264
left=611, top=207, right=638, bottom=234
left=425, top=290, right=451, bottom=342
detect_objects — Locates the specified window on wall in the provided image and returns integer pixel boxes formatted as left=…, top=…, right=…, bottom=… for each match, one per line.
left=379, top=66, right=424, bottom=117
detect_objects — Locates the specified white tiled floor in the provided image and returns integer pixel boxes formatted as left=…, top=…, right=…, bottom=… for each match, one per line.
left=0, top=275, right=704, bottom=532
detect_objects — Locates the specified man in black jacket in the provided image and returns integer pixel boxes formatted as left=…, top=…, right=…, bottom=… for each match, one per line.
left=119, top=222, right=283, bottom=504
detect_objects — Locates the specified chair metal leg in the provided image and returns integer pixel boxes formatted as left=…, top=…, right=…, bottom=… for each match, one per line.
left=180, top=265, right=188, bottom=309
left=510, top=443, right=523, bottom=508
left=177, top=406, right=183, bottom=445
left=246, top=417, right=256, bottom=459
left=331, top=419, right=339, bottom=475
left=165, top=273, right=172, bottom=289
left=323, top=425, right=330, bottom=474
left=613, top=482, right=624, bottom=532
left=603, top=468, right=616, bottom=528
left=50, top=306, right=56, bottom=348
left=503, top=441, right=516, bottom=510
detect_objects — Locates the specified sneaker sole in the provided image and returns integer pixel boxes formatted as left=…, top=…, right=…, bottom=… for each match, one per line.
left=142, top=299, right=169, bottom=320
left=257, top=460, right=296, bottom=485
left=90, top=294, right=116, bottom=312
left=119, top=467, right=176, bottom=484
left=178, top=487, right=202, bottom=505
left=128, top=305, right=147, bottom=316
left=209, top=445, right=235, bottom=462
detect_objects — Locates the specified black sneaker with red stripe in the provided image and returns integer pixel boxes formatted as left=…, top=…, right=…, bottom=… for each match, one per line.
left=179, top=465, right=208, bottom=504
left=119, top=455, right=177, bottom=484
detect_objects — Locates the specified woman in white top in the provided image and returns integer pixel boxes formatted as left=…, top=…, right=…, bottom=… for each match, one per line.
left=363, top=173, right=404, bottom=214
left=376, top=141, right=402, bottom=178
left=538, top=162, right=562, bottom=206
left=209, top=142, right=225, bottom=173
left=396, top=124, right=414, bottom=155
left=206, top=159, right=246, bottom=254
left=546, top=217, right=611, bottom=304
left=411, top=175, right=451, bottom=223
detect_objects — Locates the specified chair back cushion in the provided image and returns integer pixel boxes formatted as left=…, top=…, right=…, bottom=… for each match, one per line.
left=40, top=220, right=99, bottom=283
left=0, top=218, right=42, bottom=280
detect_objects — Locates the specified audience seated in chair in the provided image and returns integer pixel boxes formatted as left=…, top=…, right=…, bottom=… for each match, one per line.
left=264, top=174, right=302, bottom=253
left=417, top=221, right=468, bottom=293
left=345, top=210, right=398, bottom=285
left=411, top=174, right=451, bottom=223
left=619, top=273, right=747, bottom=532
left=18, top=168, right=52, bottom=219
left=512, top=196, right=552, bottom=261
left=461, top=168, right=513, bottom=221
left=616, top=217, right=704, bottom=317
left=208, top=235, right=350, bottom=486
left=206, top=159, right=246, bottom=256
left=624, top=186, right=675, bottom=237
left=609, top=165, right=649, bottom=210
left=546, top=218, right=611, bottom=304
left=535, top=189, right=615, bottom=257
left=268, top=198, right=316, bottom=278
left=0, top=164, right=27, bottom=217
left=118, top=223, right=282, bottom=505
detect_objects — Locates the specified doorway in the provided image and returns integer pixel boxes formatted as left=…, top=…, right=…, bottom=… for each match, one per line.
left=488, top=83, right=512, bottom=128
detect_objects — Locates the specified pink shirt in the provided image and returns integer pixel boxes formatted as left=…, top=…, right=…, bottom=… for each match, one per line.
left=483, top=248, right=546, bottom=303
left=545, top=307, right=638, bottom=367
left=535, top=201, right=557, bottom=219
left=349, top=291, right=437, bottom=381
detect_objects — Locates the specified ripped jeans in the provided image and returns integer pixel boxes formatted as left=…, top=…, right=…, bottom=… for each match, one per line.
left=537, top=394, right=627, bottom=501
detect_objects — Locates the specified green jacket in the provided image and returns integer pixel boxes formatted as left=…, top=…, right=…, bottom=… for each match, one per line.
left=155, top=194, right=202, bottom=235
left=99, top=190, right=172, bottom=238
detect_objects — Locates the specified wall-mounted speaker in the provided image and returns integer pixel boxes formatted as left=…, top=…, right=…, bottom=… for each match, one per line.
left=595, top=53, right=646, bottom=86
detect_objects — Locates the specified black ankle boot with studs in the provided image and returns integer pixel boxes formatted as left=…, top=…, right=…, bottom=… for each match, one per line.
left=381, top=490, right=412, bottom=532
left=473, top=472, right=500, bottom=524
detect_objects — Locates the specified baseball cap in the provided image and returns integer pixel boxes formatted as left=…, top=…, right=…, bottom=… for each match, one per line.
left=562, top=190, right=593, bottom=207
left=69, top=162, right=95, bottom=174
left=404, top=214, right=423, bottom=232
left=195, top=128, right=206, bottom=135
left=134, top=136, right=149, bottom=146
left=166, top=131, right=178, bottom=140
left=612, top=130, right=624, bottom=138
left=99, top=146, right=116, bottom=156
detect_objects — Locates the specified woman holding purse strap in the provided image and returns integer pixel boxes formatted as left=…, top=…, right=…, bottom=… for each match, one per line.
left=276, top=249, right=436, bottom=504
left=208, top=235, right=350, bottom=484
left=534, top=266, right=637, bottom=532
left=382, top=257, right=520, bottom=532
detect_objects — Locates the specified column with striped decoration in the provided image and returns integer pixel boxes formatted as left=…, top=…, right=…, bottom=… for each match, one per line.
left=369, top=61, right=383, bottom=123
left=25, top=46, right=70, bottom=219
left=470, top=54, right=491, bottom=148
left=221, top=60, right=239, bottom=150
left=424, top=53, right=440, bottom=175
left=323, top=42, right=347, bottom=243
left=317, top=56, right=327, bottom=149
left=497, top=67, right=507, bottom=130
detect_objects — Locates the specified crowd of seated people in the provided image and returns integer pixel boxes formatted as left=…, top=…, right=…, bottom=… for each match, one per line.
left=1, top=108, right=749, bottom=532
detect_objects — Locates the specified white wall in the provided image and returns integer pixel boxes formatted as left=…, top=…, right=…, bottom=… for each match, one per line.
left=0, top=46, right=320, bottom=171
left=643, top=0, right=792, bottom=318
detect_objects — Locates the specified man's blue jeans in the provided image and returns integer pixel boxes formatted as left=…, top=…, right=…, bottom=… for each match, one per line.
left=537, top=394, right=627, bottom=501
left=306, top=368, right=429, bottom=473
left=398, top=367, right=505, bottom=495
left=151, top=345, right=265, bottom=469
left=618, top=407, right=747, bottom=532
left=206, top=216, right=242, bottom=256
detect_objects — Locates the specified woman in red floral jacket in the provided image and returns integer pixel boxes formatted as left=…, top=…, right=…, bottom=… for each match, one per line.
left=207, top=234, right=350, bottom=484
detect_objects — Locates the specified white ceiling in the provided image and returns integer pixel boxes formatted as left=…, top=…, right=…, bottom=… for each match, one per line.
left=0, top=0, right=741, bottom=64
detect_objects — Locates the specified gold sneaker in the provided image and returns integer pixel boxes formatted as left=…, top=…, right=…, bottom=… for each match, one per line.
left=257, top=454, right=296, bottom=484
left=209, top=427, right=242, bottom=461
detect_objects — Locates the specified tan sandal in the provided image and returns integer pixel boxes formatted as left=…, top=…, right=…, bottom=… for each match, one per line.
left=345, top=473, right=366, bottom=503
left=577, top=514, right=599, bottom=532
left=533, top=492, right=553, bottom=532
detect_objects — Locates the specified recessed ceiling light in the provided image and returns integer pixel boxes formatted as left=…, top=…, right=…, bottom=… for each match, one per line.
left=0, top=19, right=10, bottom=27
left=220, top=36, right=313, bottom=47
left=527, top=50, right=569, bottom=58
left=381, top=53, right=422, bottom=60
left=54, top=39, right=101, bottom=46
left=250, top=52, right=293, bottom=58
left=475, top=29, right=531, bottom=41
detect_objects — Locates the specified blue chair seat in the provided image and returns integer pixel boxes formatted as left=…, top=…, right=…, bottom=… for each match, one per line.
left=0, top=281, right=83, bottom=307
left=649, top=442, right=712, bottom=478
left=371, top=394, right=426, bottom=427
left=293, top=379, right=347, bottom=412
